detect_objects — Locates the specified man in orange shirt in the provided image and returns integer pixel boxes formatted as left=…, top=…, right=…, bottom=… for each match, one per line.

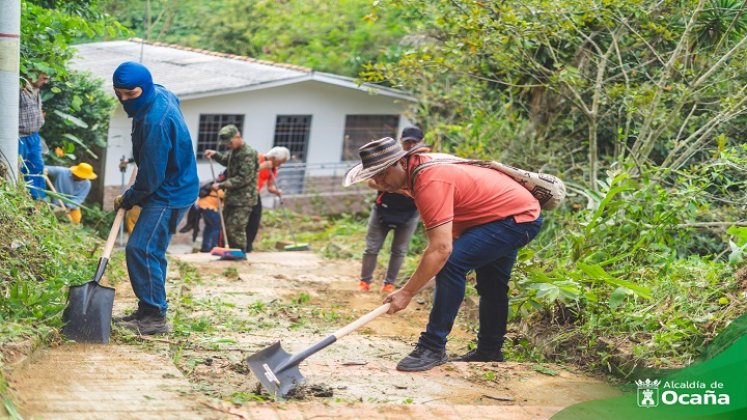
left=245, top=146, right=290, bottom=252
left=344, top=137, right=542, bottom=372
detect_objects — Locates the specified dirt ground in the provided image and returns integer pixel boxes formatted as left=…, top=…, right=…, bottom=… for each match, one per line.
left=7, top=250, right=620, bottom=419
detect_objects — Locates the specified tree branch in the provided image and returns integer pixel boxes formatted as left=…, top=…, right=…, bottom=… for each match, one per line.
left=631, top=0, right=706, bottom=161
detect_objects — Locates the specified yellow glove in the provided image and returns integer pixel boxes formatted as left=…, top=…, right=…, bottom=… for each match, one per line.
left=113, top=195, right=125, bottom=211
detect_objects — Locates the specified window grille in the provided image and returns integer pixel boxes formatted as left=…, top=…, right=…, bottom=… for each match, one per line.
left=341, top=115, right=399, bottom=160
left=273, top=115, right=312, bottom=162
left=196, top=114, right=244, bottom=158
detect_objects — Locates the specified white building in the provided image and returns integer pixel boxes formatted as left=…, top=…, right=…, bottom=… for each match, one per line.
left=69, top=39, right=415, bottom=208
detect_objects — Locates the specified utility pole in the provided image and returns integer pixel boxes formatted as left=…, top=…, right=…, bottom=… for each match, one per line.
left=0, top=0, right=21, bottom=182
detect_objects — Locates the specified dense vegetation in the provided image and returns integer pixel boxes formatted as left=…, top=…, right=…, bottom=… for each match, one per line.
left=102, top=0, right=418, bottom=76
left=0, top=184, right=101, bottom=343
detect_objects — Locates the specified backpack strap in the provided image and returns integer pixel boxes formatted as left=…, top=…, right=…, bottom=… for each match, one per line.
left=410, top=153, right=480, bottom=191
left=409, top=154, right=566, bottom=210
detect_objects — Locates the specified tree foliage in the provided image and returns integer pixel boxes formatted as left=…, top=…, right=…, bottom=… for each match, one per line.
left=20, top=1, right=126, bottom=171
left=41, top=71, right=117, bottom=165
left=364, top=1, right=747, bottom=177
left=21, top=0, right=125, bottom=78
left=102, top=0, right=419, bottom=76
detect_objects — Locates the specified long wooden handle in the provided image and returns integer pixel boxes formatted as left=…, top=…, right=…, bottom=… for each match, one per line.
left=332, top=303, right=390, bottom=339
left=276, top=303, right=393, bottom=371
left=44, top=175, right=67, bottom=211
left=102, top=168, right=138, bottom=259
left=208, top=158, right=230, bottom=246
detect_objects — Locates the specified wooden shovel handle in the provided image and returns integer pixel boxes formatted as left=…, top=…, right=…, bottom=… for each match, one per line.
left=102, top=168, right=137, bottom=259
left=275, top=303, right=393, bottom=372
left=44, top=175, right=67, bottom=211
left=332, top=303, right=391, bottom=339
left=208, top=158, right=230, bottom=247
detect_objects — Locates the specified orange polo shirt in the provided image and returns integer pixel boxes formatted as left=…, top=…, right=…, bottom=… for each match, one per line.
left=257, top=154, right=278, bottom=192
left=407, top=154, right=540, bottom=238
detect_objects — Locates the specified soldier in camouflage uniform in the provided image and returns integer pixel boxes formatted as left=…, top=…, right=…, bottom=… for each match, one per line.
left=204, top=124, right=259, bottom=254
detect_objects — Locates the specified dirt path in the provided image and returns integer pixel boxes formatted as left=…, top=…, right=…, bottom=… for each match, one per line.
left=8, top=251, right=620, bottom=419
left=8, top=344, right=208, bottom=419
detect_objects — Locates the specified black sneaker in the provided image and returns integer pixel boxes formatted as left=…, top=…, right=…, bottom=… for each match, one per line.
left=117, top=314, right=170, bottom=335
left=396, top=346, right=447, bottom=372
left=452, top=348, right=504, bottom=362
left=113, top=307, right=143, bottom=323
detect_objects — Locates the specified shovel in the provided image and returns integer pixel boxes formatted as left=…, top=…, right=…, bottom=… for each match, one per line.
left=119, top=155, right=127, bottom=246
left=246, top=303, right=390, bottom=399
left=268, top=170, right=309, bottom=251
left=43, top=175, right=68, bottom=213
left=276, top=197, right=310, bottom=251
left=61, top=170, right=136, bottom=343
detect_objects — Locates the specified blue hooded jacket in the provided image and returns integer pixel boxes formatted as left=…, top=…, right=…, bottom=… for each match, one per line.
left=113, top=62, right=198, bottom=209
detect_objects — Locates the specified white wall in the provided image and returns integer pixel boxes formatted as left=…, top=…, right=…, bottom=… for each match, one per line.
left=103, top=108, right=135, bottom=189
left=102, top=81, right=413, bottom=187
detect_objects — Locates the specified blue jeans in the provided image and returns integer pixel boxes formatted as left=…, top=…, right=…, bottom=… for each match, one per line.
left=126, top=204, right=189, bottom=316
left=200, top=208, right=221, bottom=252
left=360, top=205, right=420, bottom=285
left=418, top=216, right=543, bottom=352
left=18, top=133, right=46, bottom=199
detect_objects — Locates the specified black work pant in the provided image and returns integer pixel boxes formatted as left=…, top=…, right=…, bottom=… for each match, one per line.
left=245, top=195, right=263, bottom=252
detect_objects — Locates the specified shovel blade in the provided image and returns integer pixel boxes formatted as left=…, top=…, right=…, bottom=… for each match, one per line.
left=246, top=341, right=305, bottom=400
left=61, top=281, right=115, bottom=344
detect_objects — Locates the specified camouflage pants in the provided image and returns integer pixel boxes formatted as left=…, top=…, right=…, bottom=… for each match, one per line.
left=223, top=205, right=252, bottom=251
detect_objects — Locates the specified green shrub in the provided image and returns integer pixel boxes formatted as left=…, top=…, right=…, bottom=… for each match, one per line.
left=0, top=181, right=100, bottom=343
left=510, top=166, right=747, bottom=373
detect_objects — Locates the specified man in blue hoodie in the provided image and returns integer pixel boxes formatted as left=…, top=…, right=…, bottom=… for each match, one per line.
left=111, top=61, right=199, bottom=335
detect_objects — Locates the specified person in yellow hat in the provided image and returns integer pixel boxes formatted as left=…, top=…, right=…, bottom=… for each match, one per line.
left=45, top=162, right=97, bottom=224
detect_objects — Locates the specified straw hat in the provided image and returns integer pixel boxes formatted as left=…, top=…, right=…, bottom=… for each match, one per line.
left=343, top=137, right=428, bottom=187
left=70, top=162, right=97, bottom=180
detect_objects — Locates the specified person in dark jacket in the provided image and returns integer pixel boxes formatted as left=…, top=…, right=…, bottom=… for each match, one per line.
left=358, top=127, right=426, bottom=293
left=111, top=61, right=199, bottom=335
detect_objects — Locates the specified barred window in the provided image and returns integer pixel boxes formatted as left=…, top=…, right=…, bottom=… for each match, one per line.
left=273, top=115, right=312, bottom=162
left=341, top=115, right=399, bottom=161
left=196, top=114, right=245, bottom=159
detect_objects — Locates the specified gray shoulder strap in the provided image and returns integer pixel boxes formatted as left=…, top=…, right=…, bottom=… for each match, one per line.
left=409, top=155, right=472, bottom=190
